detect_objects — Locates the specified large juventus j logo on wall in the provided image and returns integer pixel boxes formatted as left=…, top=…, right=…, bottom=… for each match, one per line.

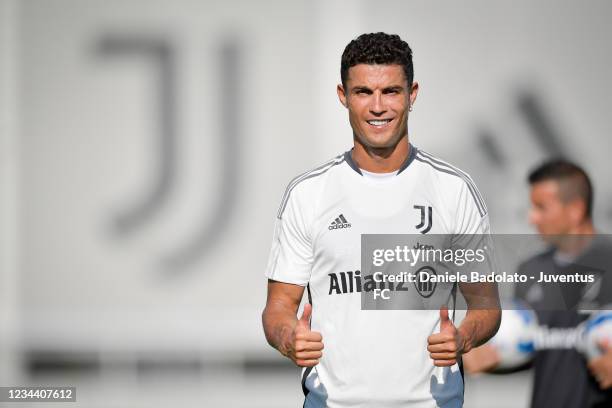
left=95, top=34, right=242, bottom=272
left=414, top=205, right=433, bottom=234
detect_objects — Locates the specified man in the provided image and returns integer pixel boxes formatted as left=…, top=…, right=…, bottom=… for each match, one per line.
left=463, top=160, right=612, bottom=407
left=262, top=33, right=500, bottom=408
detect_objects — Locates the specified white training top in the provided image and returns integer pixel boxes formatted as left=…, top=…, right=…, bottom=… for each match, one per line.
left=265, top=144, right=490, bottom=408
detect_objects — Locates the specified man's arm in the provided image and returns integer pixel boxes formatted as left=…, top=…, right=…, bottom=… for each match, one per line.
left=428, top=282, right=500, bottom=366
left=464, top=260, right=537, bottom=374
left=461, top=343, right=502, bottom=374
left=588, top=340, right=612, bottom=389
left=456, top=282, right=502, bottom=352
left=262, top=279, right=323, bottom=367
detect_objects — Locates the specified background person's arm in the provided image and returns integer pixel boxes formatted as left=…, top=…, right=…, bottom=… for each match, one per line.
left=464, top=260, right=538, bottom=375
left=262, top=279, right=323, bottom=367
left=462, top=343, right=502, bottom=374
left=588, top=341, right=612, bottom=389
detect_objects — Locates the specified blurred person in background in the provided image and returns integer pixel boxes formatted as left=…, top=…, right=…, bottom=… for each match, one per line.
left=262, top=32, right=500, bottom=408
left=463, top=159, right=612, bottom=407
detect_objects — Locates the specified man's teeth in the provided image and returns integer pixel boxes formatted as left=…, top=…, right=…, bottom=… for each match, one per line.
left=368, top=119, right=391, bottom=126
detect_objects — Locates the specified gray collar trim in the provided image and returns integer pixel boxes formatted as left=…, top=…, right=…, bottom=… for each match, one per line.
left=344, top=143, right=417, bottom=176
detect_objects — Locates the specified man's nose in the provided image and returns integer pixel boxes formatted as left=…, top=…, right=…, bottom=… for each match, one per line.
left=369, top=92, right=386, bottom=115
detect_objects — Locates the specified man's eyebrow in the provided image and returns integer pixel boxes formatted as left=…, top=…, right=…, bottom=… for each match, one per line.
left=383, top=85, right=404, bottom=92
left=351, top=86, right=372, bottom=92
left=350, top=85, right=405, bottom=92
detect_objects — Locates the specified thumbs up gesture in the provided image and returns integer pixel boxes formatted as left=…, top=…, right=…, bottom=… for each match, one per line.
left=288, top=303, right=324, bottom=367
left=427, top=306, right=466, bottom=367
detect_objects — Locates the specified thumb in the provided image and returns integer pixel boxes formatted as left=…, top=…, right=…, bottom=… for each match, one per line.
left=298, top=303, right=312, bottom=327
left=439, top=306, right=454, bottom=332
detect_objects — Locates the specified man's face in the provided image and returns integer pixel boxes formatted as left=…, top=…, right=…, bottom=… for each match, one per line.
left=337, top=64, right=418, bottom=149
left=528, top=180, right=575, bottom=236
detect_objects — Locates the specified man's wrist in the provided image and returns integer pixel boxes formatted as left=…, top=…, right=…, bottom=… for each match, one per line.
left=276, top=321, right=297, bottom=358
left=457, top=325, right=474, bottom=354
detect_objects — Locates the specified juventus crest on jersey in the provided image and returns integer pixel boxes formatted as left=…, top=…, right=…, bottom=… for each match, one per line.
left=266, top=144, right=490, bottom=408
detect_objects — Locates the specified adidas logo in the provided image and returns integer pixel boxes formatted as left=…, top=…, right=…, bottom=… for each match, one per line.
left=329, top=214, right=351, bottom=230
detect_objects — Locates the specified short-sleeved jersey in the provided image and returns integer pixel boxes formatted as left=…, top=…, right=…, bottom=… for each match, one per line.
left=265, top=144, right=490, bottom=408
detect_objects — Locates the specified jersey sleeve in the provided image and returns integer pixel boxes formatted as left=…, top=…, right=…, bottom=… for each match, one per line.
left=452, top=177, right=493, bottom=280
left=453, top=176, right=490, bottom=235
left=264, top=186, right=313, bottom=286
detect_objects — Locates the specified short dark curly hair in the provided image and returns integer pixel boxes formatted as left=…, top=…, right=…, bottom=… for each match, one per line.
left=341, top=32, right=413, bottom=88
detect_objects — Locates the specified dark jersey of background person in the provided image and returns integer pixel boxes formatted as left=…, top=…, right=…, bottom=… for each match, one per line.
left=514, top=236, right=612, bottom=408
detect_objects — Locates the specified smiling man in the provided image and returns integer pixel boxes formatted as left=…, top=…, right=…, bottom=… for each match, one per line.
left=262, top=33, right=500, bottom=408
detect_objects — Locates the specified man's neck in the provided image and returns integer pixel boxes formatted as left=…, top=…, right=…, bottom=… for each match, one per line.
left=555, top=221, right=596, bottom=256
left=352, top=136, right=410, bottom=173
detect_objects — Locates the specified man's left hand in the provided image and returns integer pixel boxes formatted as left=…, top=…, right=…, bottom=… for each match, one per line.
left=427, top=307, right=468, bottom=367
left=588, top=340, right=612, bottom=389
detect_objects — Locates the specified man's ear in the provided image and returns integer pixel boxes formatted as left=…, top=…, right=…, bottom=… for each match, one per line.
left=567, top=198, right=588, bottom=225
left=409, top=81, right=419, bottom=107
left=337, top=84, right=348, bottom=108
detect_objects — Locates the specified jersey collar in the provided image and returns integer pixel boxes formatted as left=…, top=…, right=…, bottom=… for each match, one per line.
left=344, top=143, right=417, bottom=176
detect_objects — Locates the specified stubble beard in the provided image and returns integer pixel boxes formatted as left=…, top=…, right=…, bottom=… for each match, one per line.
left=353, top=127, right=408, bottom=159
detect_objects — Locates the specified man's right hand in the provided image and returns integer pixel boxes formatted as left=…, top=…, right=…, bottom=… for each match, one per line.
left=286, top=303, right=324, bottom=367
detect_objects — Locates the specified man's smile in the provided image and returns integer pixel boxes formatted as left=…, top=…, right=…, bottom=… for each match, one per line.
left=366, top=118, right=394, bottom=128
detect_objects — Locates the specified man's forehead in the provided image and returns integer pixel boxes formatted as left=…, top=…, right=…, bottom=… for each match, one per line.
left=531, top=180, right=562, bottom=198
left=346, top=63, right=408, bottom=87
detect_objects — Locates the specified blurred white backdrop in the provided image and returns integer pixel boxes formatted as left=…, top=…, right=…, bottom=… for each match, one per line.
left=1, top=0, right=611, bottom=406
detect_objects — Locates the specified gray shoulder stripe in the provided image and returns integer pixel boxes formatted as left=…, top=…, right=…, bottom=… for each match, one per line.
left=417, top=150, right=486, bottom=204
left=281, top=155, right=343, bottom=202
left=416, top=151, right=488, bottom=213
left=277, top=155, right=343, bottom=217
left=285, top=154, right=343, bottom=195
left=287, top=154, right=344, bottom=190
left=277, top=156, right=345, bottom=219
left=417, top=150, right=488, bottom=213
left=277, top=157, right=344, bottom=219
left=415, top=155, right=486, bottom=217
left=415, top=155, right=485, bottom=217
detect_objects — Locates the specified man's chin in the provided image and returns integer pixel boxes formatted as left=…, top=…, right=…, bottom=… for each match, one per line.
left=359, top=135, right=404, bottom=150
left=540, top=234, right=566, bottom=246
